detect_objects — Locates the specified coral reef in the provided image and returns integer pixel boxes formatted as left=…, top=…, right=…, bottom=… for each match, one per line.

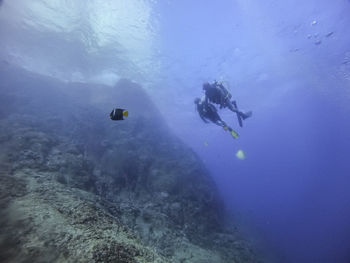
left=0, top=64, right=260, bottom=262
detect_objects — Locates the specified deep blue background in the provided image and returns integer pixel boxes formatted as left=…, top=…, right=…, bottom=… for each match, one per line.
left=155, top=0, right=350, bottom=262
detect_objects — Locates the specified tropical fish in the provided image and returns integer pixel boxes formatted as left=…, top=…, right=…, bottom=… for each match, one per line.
left=110, top=108, right=128, bottom=121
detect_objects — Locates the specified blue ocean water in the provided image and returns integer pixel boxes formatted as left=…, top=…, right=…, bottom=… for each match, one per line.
left=1, top=0, right=350, bottom=262
left=156, top=1, right=350, bottom=262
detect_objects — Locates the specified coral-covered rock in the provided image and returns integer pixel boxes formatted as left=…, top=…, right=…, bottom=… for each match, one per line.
left=0, top=64, right=261, bottom=263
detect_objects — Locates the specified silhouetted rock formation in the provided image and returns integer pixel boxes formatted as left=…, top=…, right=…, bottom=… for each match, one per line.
left=0, top=64, right=260, bottom=263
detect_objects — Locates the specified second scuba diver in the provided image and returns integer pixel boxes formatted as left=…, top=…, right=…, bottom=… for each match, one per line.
left=194, top=97, right=239, bottom=139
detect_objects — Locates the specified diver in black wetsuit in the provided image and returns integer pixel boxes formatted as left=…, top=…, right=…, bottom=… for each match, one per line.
left=194, top=97, right=239, bottom=138
left=203, top=81, right=252, bottom=127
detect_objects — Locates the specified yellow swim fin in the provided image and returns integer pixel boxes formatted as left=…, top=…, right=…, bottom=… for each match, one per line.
left=123, top=111, right=129, bottom=118
left=231, top=130, right=239, bottom=139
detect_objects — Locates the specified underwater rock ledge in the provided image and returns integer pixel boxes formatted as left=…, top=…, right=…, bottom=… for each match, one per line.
left=0, top=64, right=261, bottom=263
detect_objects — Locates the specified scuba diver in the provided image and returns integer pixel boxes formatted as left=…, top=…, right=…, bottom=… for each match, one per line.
left=203, top=81, right=252, bottom=127
left=194, top=97, right=239, bottom=139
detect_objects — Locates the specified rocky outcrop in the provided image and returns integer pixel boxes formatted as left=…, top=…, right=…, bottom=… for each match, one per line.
left=0, top=64, right=260, bottom=263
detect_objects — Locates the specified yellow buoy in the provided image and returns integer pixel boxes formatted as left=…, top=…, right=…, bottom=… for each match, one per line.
left=236, top=150, right=246, bottom=160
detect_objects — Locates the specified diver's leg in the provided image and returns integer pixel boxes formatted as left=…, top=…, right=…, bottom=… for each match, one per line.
left=212, top=114, right=228, bottom=130
left=214, top=119, right=226, bottom=128
left=223, top=123, right=239, bottom=139
left=218, top=118, right=227, bottom=127
left=241, top=110, right=252, bottom=120
left=214, top=117, right=239, bottom=138
left=228, top=100, right=252, bottom=120
left=226, top=100, right=240, bottom=113
left=213, top=113, right=227, bottom=128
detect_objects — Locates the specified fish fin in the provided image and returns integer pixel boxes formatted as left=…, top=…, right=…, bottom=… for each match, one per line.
left=123, top=111, right=129, bottom=117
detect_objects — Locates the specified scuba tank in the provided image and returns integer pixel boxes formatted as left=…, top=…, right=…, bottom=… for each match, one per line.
left=214, top=80, right=232, bottom=100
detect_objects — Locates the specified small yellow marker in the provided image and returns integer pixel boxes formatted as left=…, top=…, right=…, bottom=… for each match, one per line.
left=236, top=150, right=246, bottom=160
left=231, top=130, right=239, bottom=139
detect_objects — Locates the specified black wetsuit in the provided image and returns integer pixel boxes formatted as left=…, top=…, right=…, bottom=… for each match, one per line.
left=196, top=100, right=228, bottom=128
left=204, top=82, right=233, bottom=109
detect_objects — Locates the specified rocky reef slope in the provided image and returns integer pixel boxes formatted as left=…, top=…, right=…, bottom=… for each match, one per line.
left=0, top=63, right=260, bottom=263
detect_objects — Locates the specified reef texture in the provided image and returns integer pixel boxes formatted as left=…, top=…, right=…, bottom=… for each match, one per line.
left=0, top=64, right=260, bottom=263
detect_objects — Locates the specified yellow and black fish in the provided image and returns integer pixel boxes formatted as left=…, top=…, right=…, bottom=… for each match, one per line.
left=110, top=108, right=129, bottom=121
